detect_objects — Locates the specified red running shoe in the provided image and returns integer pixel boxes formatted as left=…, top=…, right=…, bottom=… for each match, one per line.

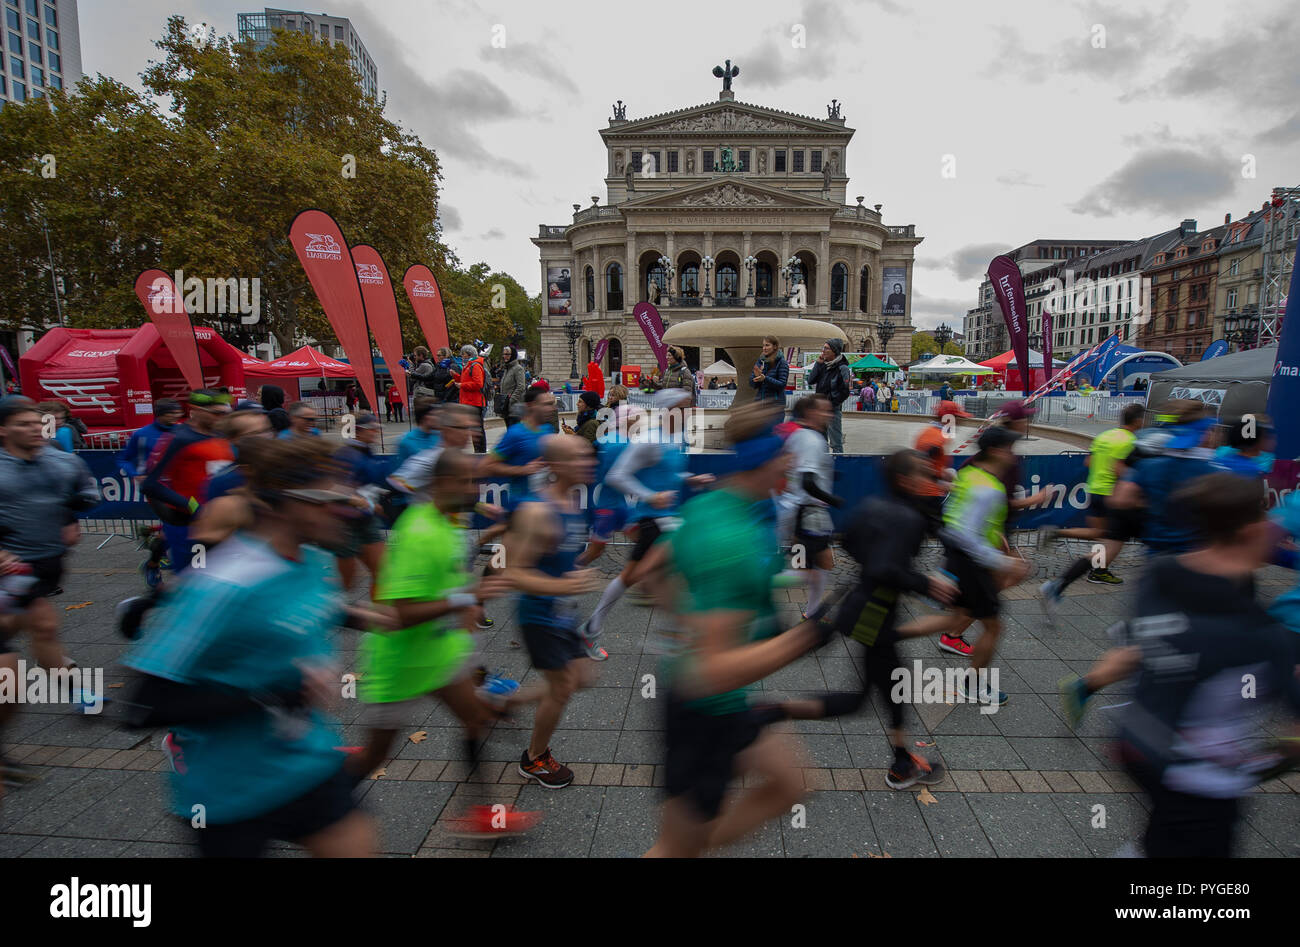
left=937, top=634, right=973, bottom=657
left=444, top=804, right=542, bottom=838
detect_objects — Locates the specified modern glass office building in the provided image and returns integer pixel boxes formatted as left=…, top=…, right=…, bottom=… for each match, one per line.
left=237, top=7, right=376, bottom=99
left=0, top=0, right=81, bottom=104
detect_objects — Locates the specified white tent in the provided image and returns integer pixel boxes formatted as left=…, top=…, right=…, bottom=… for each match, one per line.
left=702, top=359, right=737, bottom=377
left=909, top=353, right=996, bottom=375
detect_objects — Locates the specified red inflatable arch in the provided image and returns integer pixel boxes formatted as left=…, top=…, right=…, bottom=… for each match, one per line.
left=19, top=324, right=249, bottom=432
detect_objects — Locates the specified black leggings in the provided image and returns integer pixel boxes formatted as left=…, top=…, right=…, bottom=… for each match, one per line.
left=832, top=585, right=905, bottom=731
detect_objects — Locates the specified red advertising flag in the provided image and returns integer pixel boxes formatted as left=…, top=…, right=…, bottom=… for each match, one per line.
left=350, top=245, right=408, bottom=406
left=402, top=264, right=450, bottom=353
left=987, top=254, right=1031, bottom=396
left=133, top=269, right=205, bottom=392
left=633, top=301, right=669, bottom=371
left=287, top=209, right=380, bottom=415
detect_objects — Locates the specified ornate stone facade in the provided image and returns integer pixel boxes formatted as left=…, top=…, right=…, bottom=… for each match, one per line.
left=533, top=83, right=921, bottom=379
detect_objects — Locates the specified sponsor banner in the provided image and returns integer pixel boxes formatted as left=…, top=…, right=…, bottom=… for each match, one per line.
left=633, top=301, right=669, bottom=370
left=350, top=245, right=408, bottom=406
left=547, top=265, right=572, bottom=317
left=402, top=264, right=450, bottom=354
left=1042, top=311, right=1054, bottom=384
left=1200, top=339, right=1230, bottom=361
left=1265, top=239, right=1300, bottom=458
left=132, top=269, right=205, bottom=392
left=882, top=266, right=907, bottom=317
left=593, top=338, right=609, bottom=365
left=987, top=255, right=1031, bottom=396
left=1024, top=330, right=1122, bottom=406
left=288, top=209, right=381, bottom=415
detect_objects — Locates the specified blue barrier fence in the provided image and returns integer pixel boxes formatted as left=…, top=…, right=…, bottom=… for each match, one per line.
left=77, top=450, right=1094, bottom=531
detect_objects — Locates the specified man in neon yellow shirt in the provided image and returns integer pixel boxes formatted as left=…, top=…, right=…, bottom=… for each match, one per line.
left=1040, top=404, right=1145, bottom=607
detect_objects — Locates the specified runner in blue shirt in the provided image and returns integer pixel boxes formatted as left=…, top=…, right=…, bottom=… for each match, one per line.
left=479, top=386, right=557, bottom=511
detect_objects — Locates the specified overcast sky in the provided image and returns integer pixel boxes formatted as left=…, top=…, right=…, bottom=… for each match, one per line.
left=80, top=0, right=1298, bottom=328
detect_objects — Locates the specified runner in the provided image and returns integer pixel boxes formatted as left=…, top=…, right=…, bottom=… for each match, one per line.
left=776, top=394, right=841, bottom=618
left=478, top=386, right=556, bottom=513
left=387, top=403, right=478, bottom=497
left=348, top=448, right=537, bottom=835
left=502, top=434, right=605, bottom=789
left=332, top=413, right=389, bottom=597
left=123, top=437, right=380, bottom=857
left=116, top=398, right=182, bottom=586
left=141, top=388, right=235, bottom=573
left=1038, top=403, right=1145, bottom=601
left=1109, top=473, right=1300, bottom=856
left=894, top=426, right=1031, bottom=705
left=912, top=399, right=969, bottom=534
left=581, top=388, right=713, bottom=659
left=645, top=404, right=834, bottom=858
left=395, top=398, right=441, bottom=468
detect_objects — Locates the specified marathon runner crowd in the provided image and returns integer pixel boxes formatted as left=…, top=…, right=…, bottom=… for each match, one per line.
left=0, top=332, right=1297, bottom=858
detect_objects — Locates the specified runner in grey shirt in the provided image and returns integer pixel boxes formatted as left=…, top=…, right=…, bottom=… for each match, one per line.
left=778, top=395, right=842, bottom=615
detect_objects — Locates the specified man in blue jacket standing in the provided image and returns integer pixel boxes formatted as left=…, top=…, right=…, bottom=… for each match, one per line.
left=750, top=335, right=789, bottom=408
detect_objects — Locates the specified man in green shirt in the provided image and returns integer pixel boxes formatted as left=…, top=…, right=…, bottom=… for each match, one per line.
left=645, top=404, right=831, bottom=858
left=1040, top=403, right=1144, bottom=601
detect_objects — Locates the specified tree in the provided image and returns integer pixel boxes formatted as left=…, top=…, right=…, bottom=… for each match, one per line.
left=911, top=331, right=964, bottom=362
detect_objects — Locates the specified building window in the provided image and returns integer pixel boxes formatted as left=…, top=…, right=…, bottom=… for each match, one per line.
left=738, top=149, right=749, bottom=171
left=584, top=266, right=595, bottom=311
left=24, top=0, right=33, bottom=13
left=716, top=264, right=738, bottom=300
left=10, top=56, right=20, bottom=78
left=667, top=150, right=678, bottom=173
left=334, top=25, right=344, bottom=39
left=4, top=8, right=15, bottom=30
left=679, top=264, right=699, bottom=297
left=11, top=78, right=22, bottom=100
left=774, top=149, right=786, bottom=172
left=830, top=262, right=848, bottom=310
left=1226, top=288, right=1238, bottom=309
left=756, top=262, right=773, bottom=298
left=606, top=263, right=624, bottom=311
left=793, top=150, right=804, bottom=172
left=46, top=71, right=56, bottom=88
left=26, top=39, right=36, bottom=61
left=810, top=150, right=822, bottom=172
left=43, top=25, right=53, bottom=48
left=630, top=150, right=641, bottom=172
left=1229, top=259, right=1239, bottom=276
left=859, top=265, right=870, bottom=311
left=647, top=150, right=660, bottom=175
left=7, top=32, right=19, bottom=54
left=702, top=149, right=713, bottom=171
left=29, top=63, right=38, bottom=85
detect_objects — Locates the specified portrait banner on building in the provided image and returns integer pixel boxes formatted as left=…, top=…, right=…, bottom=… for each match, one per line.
left=402, top=264, right=450, bottom=354
left=882, top=266, right=907, bottom=317
left=987, top=254, right=1031, bottom=396
left=287, top=209, right=380, bottom=415
left=547, top=265, right=572, bottom=317
left=350, top=244, right=407, bottom=406
left=633, top=301, right=670, bottom=370
left=1265, top=239, right=1300, bottom=459
left=132, top=269, right=205, bottom=392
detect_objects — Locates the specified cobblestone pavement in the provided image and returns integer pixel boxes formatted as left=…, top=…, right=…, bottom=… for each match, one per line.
left=1, top=532, right=1296, bottom=858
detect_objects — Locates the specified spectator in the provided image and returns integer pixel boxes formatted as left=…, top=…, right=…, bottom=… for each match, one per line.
left=256, top=385, right=290, bottom=433
left=575, top=391, right=602, bottom=444
left=879, top=379, right=894, bottom=413
left=277, top=401, right=321, bottom=439
left=408, top=346, right=437, bottom=400
left=452, top=343, right=488, bottom=452
left=938, top=380, right=954, bottom=402
left=708, top=377, right=719, bottom=390
left=750, top=334, right=789, bottom=406
left=36, top=401, right=82, bottom=451
left=386, top=382, right=405, bottom=423
left=805, top=338, right=852, bottom=453
left=660, top=346, right=696, bottom=404
left=499, top=345, right=527, bottom=428
left=606, top=384, right=629, bottom=411
left=857, top=382, right=875, bottom=412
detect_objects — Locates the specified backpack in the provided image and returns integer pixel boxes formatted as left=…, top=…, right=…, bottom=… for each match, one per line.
left=428, top=360, right=455, bottom=402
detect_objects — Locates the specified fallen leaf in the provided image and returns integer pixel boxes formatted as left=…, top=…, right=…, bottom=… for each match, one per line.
left=866, top=851, right=892, bottom=858
left=408, top=731, right=428, bottom=744
left=914, top=740, right=935, bottom=748
left=370, top=768, right=387, bottom=780
left=917, top=787, right=938, bottom=806
left=109, top=683, right=123, bottom=689
left=65, top=602, right=93, bottom=611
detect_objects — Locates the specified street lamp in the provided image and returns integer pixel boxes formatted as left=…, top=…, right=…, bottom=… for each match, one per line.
left=656, top=254, right=675, bottom=303
left=744, top=255, right=757, bottom=297
left=511, top=321, right=525, bottom=350
left=1224, top=310, right=1259, bottom=351
left=876, top=319, right=895, bottom=354
left=564, top=316, right=582, bottom=379
left=1027, top=331, right=1042, bottom=351
left=934, top=322, right=953, bottom=352
left=701, top=255, right=715, bottom=298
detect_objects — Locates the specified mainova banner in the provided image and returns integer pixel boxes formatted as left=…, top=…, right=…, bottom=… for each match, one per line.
left=633, top=301, right=669, bottom=370
left=987, top=254, right=1030, bottom=396
left=287, top=209, right=380, bottom=414
left=402, top=264, right=450, bottom=354
left=1265, top=239, right=1300, bottom=458
left=350, top=244, right=407, bottom=407
left=132, top=269, right=205, bottom=393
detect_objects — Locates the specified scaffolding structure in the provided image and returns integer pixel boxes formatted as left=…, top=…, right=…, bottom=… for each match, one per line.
left=1258, top=185, right=1300, bottom=345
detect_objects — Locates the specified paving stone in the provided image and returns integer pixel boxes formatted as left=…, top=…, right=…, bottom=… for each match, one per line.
left=565, top=762, right=596, bottom=786
left=1041, top=771, right=1082, bottom=792
left=56, top=771, right=169, bottom=841
left=967, top=793, right=1091, bottom=857
left=592, top=763, right=625, bottom=785
left=407, top=760, right=447, bottom=781
left=494, top=786, right=606, bottom=858
left=621, top=763, right=654, bottom=787
left=1071, top=771, right=1111, bottom=793
left=414, top=847, right=492, bottom=858
left=1015, top=737, right=1107, bottom=771
left=859, top=769, right=889, bottom=791
left=831, top=768, right=865, bottom=791
left=930, top=735, right=1025, bottom=771
left=916, top=790, right=996, bottom=857
left=862, top=790, right=938, bottom=858
left=803, top=768, right=834, bottom=790
left=363, top=780, right=457, bottom=855
left=21, top=836, right=132, bottom=858
left=781, top=791, right=879, bottom=857
left=1012, top=771, right=1051, bottom=793
left=588, top=786, right=659, bottom=857
left=1101, top=771, right=1140, bottom=793
left=979, top=770, right=1020, bottom=793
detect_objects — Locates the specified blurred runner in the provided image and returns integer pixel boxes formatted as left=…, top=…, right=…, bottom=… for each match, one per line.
left=776, top=394, right=841, bottom=618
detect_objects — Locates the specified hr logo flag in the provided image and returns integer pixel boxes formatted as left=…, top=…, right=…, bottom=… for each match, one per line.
left=1042, top=311, right=1054, bottom=385
left=350, top=245, right=407, bottom=407
left=633, top=301, right=669, bottom=371
left=988, top=254, right=1031, bottom=396
left=288, top=210, right=380, bottom=415
left=402, top=264, right=450, bottom=354
left=133, top=269, right=205, bottom=392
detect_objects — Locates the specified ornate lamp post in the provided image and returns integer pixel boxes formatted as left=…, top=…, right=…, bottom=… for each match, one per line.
left=780, top=261, right=793, bottom=303
left=1224, top=310, right=1259, bottom=351
left=701, top=255, right=715, bottom=299
left=1027, top=331, right=1042, bottom=351
left=564, top=316, right=582, bottom=379
left=744, top=255, right=757, bottom=297
left=511, top=321, right=525, bottom=350
left=876, top=319, right=895, bottom=358
left=656, top=254, right=675, bottom=304
left=934, top=322, right=953, bottom=353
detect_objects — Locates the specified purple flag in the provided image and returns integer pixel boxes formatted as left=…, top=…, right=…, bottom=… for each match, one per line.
left=988, top=254, right=1031, bottom=396
left=1042, top=311, right=1054, bottom=386
left=633, top=301, right=669, bottom=370
left=593, top=338, right=610, bottom=365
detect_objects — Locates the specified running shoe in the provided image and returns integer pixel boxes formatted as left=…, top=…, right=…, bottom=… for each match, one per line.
left=139, top=560, right=163, bottom=589
left=1086, top=568, right=1123, bottom=585
left=1036, top=527, right=1061, bottom=550
left=1058, top=674, right=1090, bottom=730
left=477, top=670, right=520, bottom=711
left=885, top=753, right=947, bottom=790
left=956, top=679, right=1007, bottom=706
left=161, top=732, right=187, bottom=775
left=115, top=596, right=149, bottom=641
left=1039, top=578, right=1063, bottom=627
left=937, top=634, right=973, bottom=657
left=580, top=634, right=608, bottom=662
left=476, top=616, right=495, bottom=629
left=444, top=803, right=542, bottom=838
left=518, top=748, right=573, bottom=789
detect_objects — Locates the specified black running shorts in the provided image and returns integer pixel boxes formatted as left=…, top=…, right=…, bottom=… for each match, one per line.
left=941, top=545, right=1000, bottom=620
left=663, top=694, right=762, bottom=822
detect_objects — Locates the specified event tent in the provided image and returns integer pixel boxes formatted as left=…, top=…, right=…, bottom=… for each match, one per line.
left=848, top=353, right=898, bottom=372
left=18, top=324, right=249, bottom=431
left=701, top=359, right=737, bottom=377
left=259, top=345, right=355, bottom=378
left=909, top=353, right=996, bottom=375
left=1145, top=344, right=1277, bottom=420
left=978, top=348, right=1068, bottom=391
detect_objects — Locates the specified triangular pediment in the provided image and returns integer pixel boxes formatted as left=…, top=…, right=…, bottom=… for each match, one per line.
left=622, top=177, right=838, bottom=211
left=605, top=100, right=848, bottom=137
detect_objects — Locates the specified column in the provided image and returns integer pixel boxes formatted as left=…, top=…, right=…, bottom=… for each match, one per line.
left=818, top=231, right=831, bottom=313
left=625, top=231, right=636, bottom=314
left=854, top=244, right=865, bottom=337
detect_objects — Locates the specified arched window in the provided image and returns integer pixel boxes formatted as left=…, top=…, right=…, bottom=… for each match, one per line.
left=680, top=264, right=699, bottom=298
left=647, top=261, right=666, bottom=301
left=585, top=266, right=595, bottom=311
left=755, top=262, right=774, bottom=299
left=831, top=262, right=849, bottom=311
left=606, top=263, right=624, bottom=310
left=716, top=264, right=738, bottom=301
left=859, top=266, right=870, bottom=312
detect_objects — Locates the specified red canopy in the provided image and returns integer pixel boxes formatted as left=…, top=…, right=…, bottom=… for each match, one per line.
left=259, top=345, right=356, bottom=378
